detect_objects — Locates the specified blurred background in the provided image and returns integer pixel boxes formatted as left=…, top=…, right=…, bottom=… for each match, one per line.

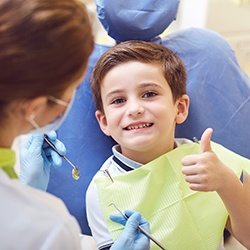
left=81, top=0, right=250, bottom=76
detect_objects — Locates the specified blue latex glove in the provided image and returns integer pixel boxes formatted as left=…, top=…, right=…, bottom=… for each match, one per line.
left=110, top=210, right=150, bottom=250
left=19, top=130, right=66, bottom=191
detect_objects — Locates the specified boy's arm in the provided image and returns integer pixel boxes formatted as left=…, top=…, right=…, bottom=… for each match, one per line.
left=86, top=177, right=114, bottom=249
left=221, top=169, right=250, bottom=248
left=181, top=128, right=250, bottom=249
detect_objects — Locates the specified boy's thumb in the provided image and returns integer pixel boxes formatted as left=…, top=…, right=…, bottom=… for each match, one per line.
left=201, top=128, right=213, bottom=153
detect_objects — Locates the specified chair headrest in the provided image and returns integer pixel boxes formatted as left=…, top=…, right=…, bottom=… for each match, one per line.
left=95, top=0, right=180, bottom=42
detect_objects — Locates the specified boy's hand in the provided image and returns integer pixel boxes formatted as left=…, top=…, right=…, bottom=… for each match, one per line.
left=181, top=128, right=226, bottom=192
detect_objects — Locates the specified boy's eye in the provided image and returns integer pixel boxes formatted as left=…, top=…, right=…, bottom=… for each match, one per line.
left=142, top=91, right=157, bottom=98
left=111, top=98, right=126, bottom=104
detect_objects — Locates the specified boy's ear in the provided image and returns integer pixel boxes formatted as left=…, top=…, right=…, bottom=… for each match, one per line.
left=95, top=110, right=111, bottom=136
left=175, top=94, right=190, bottom=124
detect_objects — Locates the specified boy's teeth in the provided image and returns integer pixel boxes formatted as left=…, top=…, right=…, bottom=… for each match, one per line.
left=127, top=123, right=151, bottom=130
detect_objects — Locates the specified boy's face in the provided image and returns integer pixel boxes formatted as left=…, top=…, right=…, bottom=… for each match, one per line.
left=96, top=61, right=189, bottom=163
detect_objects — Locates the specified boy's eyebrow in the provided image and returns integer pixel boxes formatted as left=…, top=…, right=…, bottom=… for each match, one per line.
left=105, top=82, right=163, bottom=99
left=105, top=89, right=126, bottom=99
left=138, top=82, right=162, bottom=89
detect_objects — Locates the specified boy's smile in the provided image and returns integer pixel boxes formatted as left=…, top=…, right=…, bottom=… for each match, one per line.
left=124, top=122, right=153, bottom=131
left=95, top=61, right=189, bottom=163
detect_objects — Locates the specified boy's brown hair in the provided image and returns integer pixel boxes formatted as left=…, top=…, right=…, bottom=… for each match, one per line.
left=91, top=40, right=187, bottom=112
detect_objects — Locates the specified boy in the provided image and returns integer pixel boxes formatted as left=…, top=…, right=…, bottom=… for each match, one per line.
left=86, top=40, right=250, bottom=250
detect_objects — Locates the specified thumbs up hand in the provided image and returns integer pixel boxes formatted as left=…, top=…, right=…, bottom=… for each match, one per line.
left=181, top=128, right=228, bottom=192
left=200, top=127, right=213, bottom=153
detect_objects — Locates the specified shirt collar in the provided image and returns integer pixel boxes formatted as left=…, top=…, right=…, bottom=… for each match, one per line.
left=112, top=145, right=142, bottom=171
left=111, top=138, right=193, bottom=172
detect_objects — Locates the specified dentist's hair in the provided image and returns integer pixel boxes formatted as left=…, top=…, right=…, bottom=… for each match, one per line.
left=0, top=0, right=94, bottom=105
left=91, top=40, right=187, bottom=113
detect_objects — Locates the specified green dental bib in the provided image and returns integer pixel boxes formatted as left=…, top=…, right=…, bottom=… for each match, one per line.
left=95, top=142, right=250, bottom=250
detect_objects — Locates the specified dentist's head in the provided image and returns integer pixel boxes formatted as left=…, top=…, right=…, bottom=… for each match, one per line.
left=0, top=0, right=94, bottom=145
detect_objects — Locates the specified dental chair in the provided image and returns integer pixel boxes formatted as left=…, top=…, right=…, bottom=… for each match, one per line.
left=47, top=0, right=250, bottom=236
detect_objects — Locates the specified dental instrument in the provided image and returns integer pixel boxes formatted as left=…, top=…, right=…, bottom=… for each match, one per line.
left=44, top=135, right=80, bottom=180
left=109, top=203, right=167, bottom=250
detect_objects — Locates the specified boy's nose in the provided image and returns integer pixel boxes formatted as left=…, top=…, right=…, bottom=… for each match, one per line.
left=126, top=101, right=144, bottom=116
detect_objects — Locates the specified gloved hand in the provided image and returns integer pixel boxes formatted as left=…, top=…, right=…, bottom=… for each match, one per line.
left=19, top=130, right=66, bottom=191
left=110, top=210, right=150, bottom=250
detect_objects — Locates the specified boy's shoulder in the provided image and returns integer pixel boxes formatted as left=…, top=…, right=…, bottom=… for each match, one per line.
left=175, top=138, right=193, bottom=147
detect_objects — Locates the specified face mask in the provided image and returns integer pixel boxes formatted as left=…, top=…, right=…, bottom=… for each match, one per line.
left=28, top=90, right=76, bottom=134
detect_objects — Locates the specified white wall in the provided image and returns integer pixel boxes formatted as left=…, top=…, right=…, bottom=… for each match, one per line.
left=168, top=0, right=250, bottom=75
